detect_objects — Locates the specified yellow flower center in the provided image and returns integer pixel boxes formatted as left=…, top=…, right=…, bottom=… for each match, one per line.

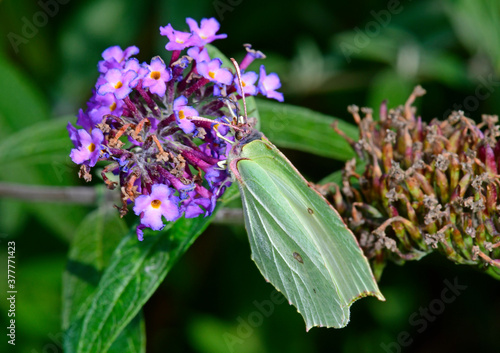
left=151, top=199, right=161, bottom=208
left=242, top=81, right=247, bottom=87
left=110, top=102, right=117, bottom=112
left=88, top=143, right=96, bottom=152
left=179, top=110, right=185, bottom=119
left=176, top=38, right=184, bottom=44
left=208, top=71, right=215, bottom=79
left=114, top=81, right=123, bottom=89
left=151, top=71, right=161, bottom=80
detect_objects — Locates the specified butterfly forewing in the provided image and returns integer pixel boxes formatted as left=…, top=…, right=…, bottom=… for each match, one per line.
left=235, top=138, right=384, bottom=330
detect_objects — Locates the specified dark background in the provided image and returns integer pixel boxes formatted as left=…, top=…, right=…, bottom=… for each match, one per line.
left=1, top=0, right=499, bottom=352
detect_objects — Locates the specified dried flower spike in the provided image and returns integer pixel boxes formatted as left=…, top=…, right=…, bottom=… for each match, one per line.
left=323, top=86, right=500, bottom=280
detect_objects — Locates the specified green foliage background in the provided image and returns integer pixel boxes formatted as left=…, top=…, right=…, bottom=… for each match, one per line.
left=0, top=0, right=499, bottom=352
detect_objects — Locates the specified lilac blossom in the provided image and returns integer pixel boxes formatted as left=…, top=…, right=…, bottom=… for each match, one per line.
left=239, top=44, right=266, bottom=71
left=67, top=122, right=78, bottom=146
left=69, top=128, right=103, bottom=167
left=182, top=191, right=212, bottom=218
left=258, top=65, right=284, bottom=102
left=133, top=184, right=181, bottom=235
left=173, top=96, right=198, bottom=134
left=98, top=45, right=139, bottom=73
left=235, top=71, right=258, bottom=96
left=160, top=24, right=195, bottom=51
left=68, top=17, right=284, bottom=240
left=88, top=92, right=124, bottom=126
left=97, top=68, right=138, bottom=99
left=142, top=56, right=171, bottom=97
left=76, top=109, right=93, bottom=132
left=124, top=58, right=144, bottom=76
left=187, top=47, right=211, bottom=63
left=186, top=17, right=227, bottom=46
left=197, top=58, right=233, bottom=85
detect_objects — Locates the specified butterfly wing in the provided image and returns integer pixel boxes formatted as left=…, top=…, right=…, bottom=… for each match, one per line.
left=235, top=138, right=384, bottom=330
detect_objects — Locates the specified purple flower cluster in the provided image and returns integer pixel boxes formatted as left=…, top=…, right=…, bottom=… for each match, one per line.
left=68, top=17, right=283, bottom=240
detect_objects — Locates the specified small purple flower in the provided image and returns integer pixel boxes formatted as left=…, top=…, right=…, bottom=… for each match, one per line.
left=205, top=194, right=217, bottom=216
left=124, top=58, right=143, bottom=74
left=186, top=17, right=227, bottom=46
left=239, top=44, right=266, bottom=71
left=213, top=117, right=230, bottom=136
left=142, top=56, right=171, bottom=97
left=98, top=45, right=139, bottom=73
left=182, top=191, right=211, bottom=218
left=187, top=46, right=210, bottom=63
left=133, top=184, right=180, bottom=231
left=173, top=96, right=198, bottom=134
left=67, top=122, right=79, bottom=146
left=69, top=128, right=104, bottom=167
left=76, top=109, right=93, bottom=132
left=213, top=83, right=226, bottom=97
left=204, top=165, right=226, bottom=187
left=160, top=24, right=195, bottom=51
left=197, top=59, right=233, bottom=85
left=126, top=59, right=149, bottom=88
left=258, top=65, right=284, bottom=102
left=97, top=68, right=138, bottom=100
left=235, top=71, right=258, bottom=96
left=88, top=92, right=124, bottom=126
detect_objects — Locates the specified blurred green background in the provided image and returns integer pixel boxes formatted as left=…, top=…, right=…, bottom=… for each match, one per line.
left=1, top=0, right=500, bottom=352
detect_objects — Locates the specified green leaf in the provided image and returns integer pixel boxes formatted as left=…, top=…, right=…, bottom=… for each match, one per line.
left=445, top=0, right=500, bottom=72
left=0, top=56, right=49, bottom=136
left=62, top=207, right=128, bottom=328
left=318, top=169, right=344, bottom=185
left=64, top=213, right=216, bottom=353
left=367, top=70, right=416, bottom=111
left=257, top=99, right=357, bottom=160
left=107, top=313, right=146, bottom=353
left=0, top=57, right=85, bottom=241
left=319, top=161, right=366, bottom=185
left=63, top=206, right=145, bottom=352
left=0, top=118, right=73, bottom=166
left=230, top=137, right=384, bottom=330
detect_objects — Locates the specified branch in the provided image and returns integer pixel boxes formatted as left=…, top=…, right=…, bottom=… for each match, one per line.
left=0, top=182, right=245, bottom=225
left=212, top=208, right=244, bottom=225
left=0, top=182, right=117, bottom=204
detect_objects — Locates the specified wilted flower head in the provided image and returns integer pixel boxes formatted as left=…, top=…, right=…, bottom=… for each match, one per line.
left=67, top=17, right=284, bottom=239
left=322, top=86, right=500, bottom=280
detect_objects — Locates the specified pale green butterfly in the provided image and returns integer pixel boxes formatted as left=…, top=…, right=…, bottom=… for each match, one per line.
left=223, top=59, right=385, bottom=330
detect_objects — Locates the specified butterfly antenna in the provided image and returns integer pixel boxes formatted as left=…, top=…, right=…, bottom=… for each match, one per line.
left=230, top=58, right=247, bottom=125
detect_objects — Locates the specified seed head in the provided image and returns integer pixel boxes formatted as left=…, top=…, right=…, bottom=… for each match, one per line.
left=323, top=86, right=500, bottom=280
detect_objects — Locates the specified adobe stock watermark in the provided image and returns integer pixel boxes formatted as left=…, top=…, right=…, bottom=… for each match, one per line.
left=7, top=0, right=70, bottom=54
left=213, top=0, right=243, bottom=21
left=340, top=0, right=411, bottom=63
left=223, top=289, right=286, bottom=353
left=380, top=277, right=468, bottom=353
left=442, top=74, right=500, bottom=119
